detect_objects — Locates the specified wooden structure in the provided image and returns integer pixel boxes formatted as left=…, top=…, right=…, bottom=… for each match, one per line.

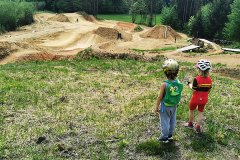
left=177, top=45, right=200, bottom=52
left=222, top=48, right=240, bottom=52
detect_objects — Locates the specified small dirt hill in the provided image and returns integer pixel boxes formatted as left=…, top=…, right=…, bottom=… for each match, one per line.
left=0, top=42, right=29, bottom=60
left=47, top=14, right=70, bottom=22
left=140, top=25, right=182, bottom=40
left=116, top=22, right=137, bottom=31
left=77, top=12, right=97, bottom=22
left=94, top=27, right=132, bottom=41
left=87, top=15, right=97, bottom=22
left=0, top=42, right=14, bottom=59
left=17, top=52, right=74, bottom=62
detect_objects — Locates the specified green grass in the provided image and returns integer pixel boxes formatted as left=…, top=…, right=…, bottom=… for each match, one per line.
left=97, top=14, right=162, bottom=25
left=134, top=25, right=143, bottom=32
left=132, top=46, right=177, bottom=53
left=222, top=51, right=240, bottom=54
left=0, top=57, right=239, bottom=159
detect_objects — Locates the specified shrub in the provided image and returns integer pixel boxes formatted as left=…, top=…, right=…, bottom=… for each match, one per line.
left=75, top=47, right=95, bottom=60
left=0, top=0, right=35, bottom=33
left=134, top=25, right=143, bottom=32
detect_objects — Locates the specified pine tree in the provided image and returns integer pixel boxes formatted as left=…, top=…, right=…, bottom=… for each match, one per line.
left=224, top=0, right=240, bottom=41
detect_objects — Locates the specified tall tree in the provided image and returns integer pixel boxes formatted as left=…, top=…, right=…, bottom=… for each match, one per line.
left=208, top=0, right=233, bottom=38
left=224, top=0, right=240, bottom=41
left=188, top=0, right=233, bottom=39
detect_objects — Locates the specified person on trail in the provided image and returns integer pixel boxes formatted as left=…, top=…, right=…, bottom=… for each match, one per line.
left=184, top=59, right=212, bottom=133
left=155, top=59, right=183, bottom=143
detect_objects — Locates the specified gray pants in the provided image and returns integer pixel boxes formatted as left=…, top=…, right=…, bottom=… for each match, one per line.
left=159, top=105, right=177, bottom=139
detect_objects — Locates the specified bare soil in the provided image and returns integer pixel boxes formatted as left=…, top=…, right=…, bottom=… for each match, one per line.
left=47, top=14, right=70, bottom=22
left=140, top=25, right=182, bottom=41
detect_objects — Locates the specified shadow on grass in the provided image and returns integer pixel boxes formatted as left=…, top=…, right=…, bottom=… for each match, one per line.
left=136, top=139, right=181, bottom=159
left=185, top=129, right=217, bottom=152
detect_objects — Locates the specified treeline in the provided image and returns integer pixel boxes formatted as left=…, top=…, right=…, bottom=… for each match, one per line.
left=0, top=0, right=239, bottom=42
left=29, top=0, right=164, bottom=26
left=29, top=0, right=163, bottom=14
left=0, top=0, right=35, bottom=33
left=162, top=0, right=240, bottom=41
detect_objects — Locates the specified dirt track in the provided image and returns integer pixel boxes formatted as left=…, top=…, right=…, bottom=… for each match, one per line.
left=0, top=12, right=240, bottom=67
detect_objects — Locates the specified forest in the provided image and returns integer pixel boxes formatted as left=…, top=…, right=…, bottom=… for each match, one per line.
left=0, top=0, right=239, bottom=42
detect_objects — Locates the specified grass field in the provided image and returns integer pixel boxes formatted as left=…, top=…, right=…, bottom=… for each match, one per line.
left=132, top=46, right=177, bottom=54
left=97, top=14, right=162, bottom=25
left=0, top=55, right=239, bottom=159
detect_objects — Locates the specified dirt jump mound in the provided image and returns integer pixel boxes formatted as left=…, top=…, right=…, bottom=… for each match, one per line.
left=17, top=52, right=74, bottom=62
left=115, top=22, right=137, bottom=31
left=94, top=27, right=132, bottom=41
left=140, top=25, right=182, bottom=40
left=87, top=15, right=97, bottom=22
left=77, top=12, right=97, bottom=22
left=47, top=14, right=70, bottom=22
left=0, top=42, right=30, bottom=60
left=0, top=42, right=14, bottom=59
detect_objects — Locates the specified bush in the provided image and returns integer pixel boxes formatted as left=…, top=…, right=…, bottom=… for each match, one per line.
left=75, top=47, right=95, bottom=60
left=0, top=0, right=35, bottom=33
left=134, top=25, right=143, bottom=32
left=0, top=25, right=5, bottom=33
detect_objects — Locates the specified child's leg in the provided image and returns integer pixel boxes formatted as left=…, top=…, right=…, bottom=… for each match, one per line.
left=197, top=111, right=203, bottom=126
left=194, top=105, right=205, bottom=133
left=196, top=104, right=205, bottom=126
left=169, top=107, right=177, bottom=136
left=189, top=100, right=197, bottom=124
left=160, top=109, right=170, bottom=139
left=184, top=101, right=196, bottom=127
left=189, top=109, right=194, bottom=122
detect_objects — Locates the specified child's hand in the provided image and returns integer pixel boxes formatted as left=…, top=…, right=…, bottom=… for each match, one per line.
left=183, top=76, right=191, bottom=85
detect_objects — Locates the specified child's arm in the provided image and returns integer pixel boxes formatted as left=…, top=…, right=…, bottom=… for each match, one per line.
left=184, top=76, right=193, bottom=89
left=188, top=78, right=197, bottom=90
left=155, top=83, right=166, bottom=113
left=188, top=83, right=193, bottom=89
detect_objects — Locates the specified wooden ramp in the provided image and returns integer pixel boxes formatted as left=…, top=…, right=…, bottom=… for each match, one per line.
left=177, top=45, right=200, bottom=52
left=199, top=38, right=213, bottom=44
left=222, top=48, right=240, bottom=52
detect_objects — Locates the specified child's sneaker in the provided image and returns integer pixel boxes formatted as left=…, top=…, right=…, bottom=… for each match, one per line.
left=194, top=125, right=201, bottom=133
left=184, top=122, right=194, bottom=128
left=168, top=135, right=174, bottom=142
left=158, top=137, right=169, bottom=143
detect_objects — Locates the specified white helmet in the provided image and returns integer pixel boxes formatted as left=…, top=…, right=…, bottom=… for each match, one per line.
left=196, top=59, right=211, bottom=71
left=163, top=59, right=179, bottom=73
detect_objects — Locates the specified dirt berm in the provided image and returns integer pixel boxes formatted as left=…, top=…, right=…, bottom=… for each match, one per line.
left=17, top=52, right=74, bottom=62
left=140, top=25, right=182, bottom=40
left=94, top=27, right=132, bottom=41
left=47, top=14, right=70, bottom=22
left=0, top=42, right=29, bottom=60
left=77, top=12, right=97, bottom=22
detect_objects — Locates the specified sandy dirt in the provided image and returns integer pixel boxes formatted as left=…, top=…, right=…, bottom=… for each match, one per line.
left=0, top=12, right=239, bottom=67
